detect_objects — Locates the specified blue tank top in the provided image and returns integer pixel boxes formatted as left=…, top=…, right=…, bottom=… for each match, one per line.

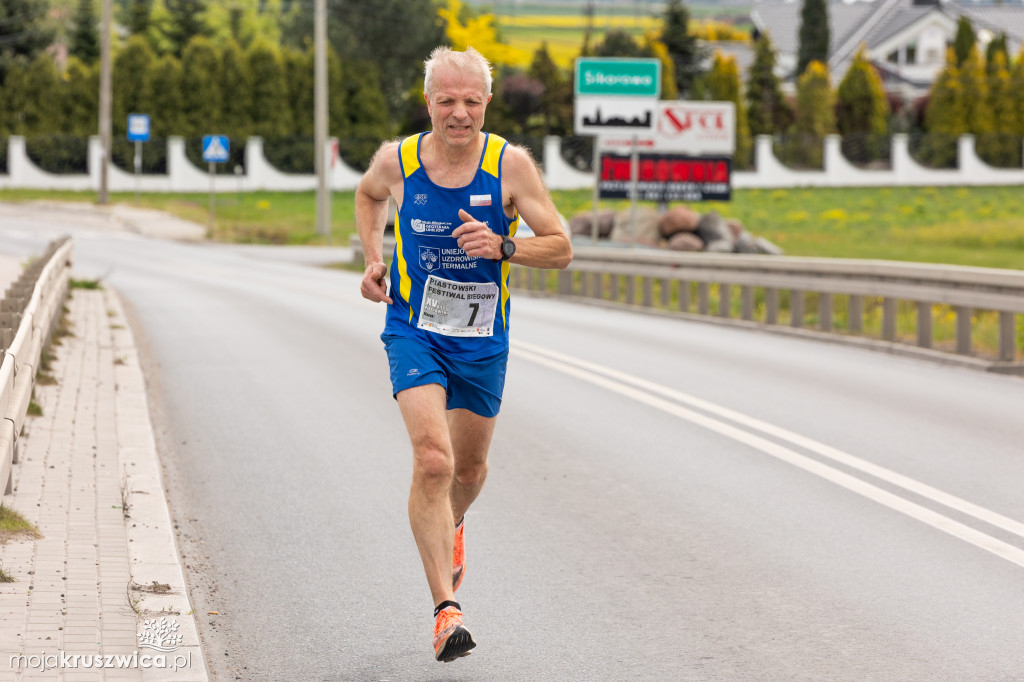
left=382, top=132, right=519, bottom=360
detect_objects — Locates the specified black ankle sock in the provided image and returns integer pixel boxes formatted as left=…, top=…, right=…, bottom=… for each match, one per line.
left=434, top=600, right=461, bottom=618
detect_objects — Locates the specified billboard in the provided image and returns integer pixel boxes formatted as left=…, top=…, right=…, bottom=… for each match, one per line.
left=598, top=154, right=732, bottom=202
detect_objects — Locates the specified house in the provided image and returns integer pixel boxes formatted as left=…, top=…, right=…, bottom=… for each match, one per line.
left=750, top=0, right=1024, bottom=99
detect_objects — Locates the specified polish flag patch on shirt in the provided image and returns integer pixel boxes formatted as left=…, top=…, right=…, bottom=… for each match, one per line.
left=470, top=194, right=492, bottom=207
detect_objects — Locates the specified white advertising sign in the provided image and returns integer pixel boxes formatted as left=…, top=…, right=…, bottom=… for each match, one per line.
left=598, top=101, right=736, bottom=155
left=574, top=95, right=657, bottom=136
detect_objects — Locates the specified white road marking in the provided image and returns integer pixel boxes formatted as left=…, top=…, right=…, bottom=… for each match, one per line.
left=512, top=339, right=1024, bottom=569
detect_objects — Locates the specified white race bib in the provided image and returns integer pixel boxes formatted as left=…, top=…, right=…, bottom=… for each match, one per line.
left=417, top=275, right=499, bottom=337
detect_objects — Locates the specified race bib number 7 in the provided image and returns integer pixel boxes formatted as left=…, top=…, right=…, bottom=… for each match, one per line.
left=417, top=275, right=499, bottom=337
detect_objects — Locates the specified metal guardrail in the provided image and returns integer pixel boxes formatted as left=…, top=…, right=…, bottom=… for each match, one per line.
left=0, top=237, right=74, bottom=494
left=510, top=246, right=1024, bottom=374
left=351, top=237, right=1023, bottom=374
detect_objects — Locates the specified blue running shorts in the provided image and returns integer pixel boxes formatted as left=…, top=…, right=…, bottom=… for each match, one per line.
left=383, top=335, right=509, bottom=418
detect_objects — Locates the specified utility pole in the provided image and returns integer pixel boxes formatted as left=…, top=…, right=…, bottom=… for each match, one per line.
left=314, top=0, right=331, bottom=241
left=98, top=0, right=112, bottom=204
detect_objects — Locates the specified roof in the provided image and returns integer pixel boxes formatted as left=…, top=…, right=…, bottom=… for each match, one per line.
left=955, top=5, right=1024, bottom=42
left=751, top=0, right=1024, bottom=68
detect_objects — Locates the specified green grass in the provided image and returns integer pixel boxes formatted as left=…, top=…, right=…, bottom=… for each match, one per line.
left=551, top=185, right=1024, bottom=271
left=4, top=185, right=1024, bottom=270
left=0, top=505, right=41, bottom=544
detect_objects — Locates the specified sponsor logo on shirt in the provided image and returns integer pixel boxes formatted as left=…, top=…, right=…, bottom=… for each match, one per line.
left=410, top=219, right=451, bottom=235
left=414, top=194, right=428, bottom=206
left=419, top=245, right=440, bottom=272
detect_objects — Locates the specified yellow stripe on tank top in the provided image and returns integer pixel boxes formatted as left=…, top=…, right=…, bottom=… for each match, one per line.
left=481, top=133, right=506, bottom=179
left=396, top=135, right=421, bottom=322
left=500, top=214, right=519, bottom=328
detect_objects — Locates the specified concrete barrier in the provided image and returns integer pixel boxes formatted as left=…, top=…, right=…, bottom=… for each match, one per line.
left=0, top=237, right=73, bottom=494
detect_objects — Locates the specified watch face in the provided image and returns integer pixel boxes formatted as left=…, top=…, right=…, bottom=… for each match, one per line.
left=502, top=238, right=516, bottom=258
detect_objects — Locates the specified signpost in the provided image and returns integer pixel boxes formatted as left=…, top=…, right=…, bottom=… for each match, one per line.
left=126, top=113, right=150, bottom=203
left=202, top=135, right=230, bottom=236
left=575, top=57, right=661, bottom=246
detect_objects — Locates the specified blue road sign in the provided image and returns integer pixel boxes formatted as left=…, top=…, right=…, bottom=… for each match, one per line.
left=202, top=135, right=230, bottom=163
left=127, top=114, right=150, bottom=142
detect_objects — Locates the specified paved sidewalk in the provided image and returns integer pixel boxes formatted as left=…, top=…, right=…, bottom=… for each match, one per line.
left=0, top=287, right=208, bottom=680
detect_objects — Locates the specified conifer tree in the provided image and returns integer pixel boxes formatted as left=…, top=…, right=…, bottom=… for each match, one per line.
left=959, top=45, right=993, bottom=136
left=128, top=0, right=154, bottom=37
left=985, top=32, right=1009, bottom=75
left=148, top=54, right=184, bottom=137
left=283, top=47, right=313, bottom=137
left=1011, top=49, right=1024, bottom=137
left=789, top=60, right=834, bottom=167
left=164, top=0, right=209, bottom=57
left=247, top=40, right=289, bottom=139
left=982, top=50, right=1017, bottom=166
left=0, top=58, right=32, bottom=134
left=707, top=51, right=752, bottom=168
left=797, top=0, right=829, bottom=76
left=112, top=36, right=156, bottom=137
left=529, top=43, right=572, bottom=136
left=660, top=0, right=702, bottom=97
left=746, top=33, right=791, bottom=136
left=180, top=36, right=221, bottom=137
left=70, top=0, right=101, bottom=65
left=953, top=17, right=975, bottom=67
left=923, top=49, right=967, bottom=167
left=836, top=47, right=889, bottom=163
left=219, top=40, right=252, bottom=138
left=61, top=57, right=99, bottom=136
left=0, top=0, right=56, bottom=83
left=12, top=54, right=61, bottom=134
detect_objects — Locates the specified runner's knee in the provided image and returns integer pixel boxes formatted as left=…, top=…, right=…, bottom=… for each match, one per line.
left=412, top=439, right=454, bottom=483
left=454, top=459, right=487, bottom=489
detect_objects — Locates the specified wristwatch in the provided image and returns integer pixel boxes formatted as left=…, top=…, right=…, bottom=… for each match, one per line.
left=499, top=235, right=516, bottom=261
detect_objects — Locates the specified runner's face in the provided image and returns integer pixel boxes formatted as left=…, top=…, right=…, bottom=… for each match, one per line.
left=426, top=67, right=491, bottom=148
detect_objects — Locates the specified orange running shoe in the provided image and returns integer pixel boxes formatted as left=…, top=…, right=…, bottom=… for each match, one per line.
left=433, top=601, right=476, bottom=662
left=452, top=517, right=466, bottom=592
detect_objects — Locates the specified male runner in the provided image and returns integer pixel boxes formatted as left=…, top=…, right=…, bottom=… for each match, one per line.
left=355, top=46, right=572, bottom=662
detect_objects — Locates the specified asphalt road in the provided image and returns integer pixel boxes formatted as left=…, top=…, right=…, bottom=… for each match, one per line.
left=2, top=207, right=1024, bottom=680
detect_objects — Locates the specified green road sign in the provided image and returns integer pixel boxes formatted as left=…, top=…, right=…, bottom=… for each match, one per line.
left=575, top=58, right=661, bottom=98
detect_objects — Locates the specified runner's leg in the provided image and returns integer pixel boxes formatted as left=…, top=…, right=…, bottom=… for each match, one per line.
left=398, top=384, right=457, bottom=607
left=447, top=408, right=497, bottom=524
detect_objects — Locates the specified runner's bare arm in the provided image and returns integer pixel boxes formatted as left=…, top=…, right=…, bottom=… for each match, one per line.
left=451, top=145, right=571, bottom=268
left=356, top=141, right=402, bottom=303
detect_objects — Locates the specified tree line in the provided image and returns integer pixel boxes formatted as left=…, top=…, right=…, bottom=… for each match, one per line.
left=5, top=0, right=1020, bottom=175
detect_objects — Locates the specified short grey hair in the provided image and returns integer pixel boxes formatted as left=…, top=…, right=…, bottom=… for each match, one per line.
left=423, top=46, right=492, bottom=98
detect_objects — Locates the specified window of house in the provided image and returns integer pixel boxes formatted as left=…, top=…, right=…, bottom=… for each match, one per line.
left=906, top=43, right=917, bottom=64
left=888, top=49, right=899, bottom=63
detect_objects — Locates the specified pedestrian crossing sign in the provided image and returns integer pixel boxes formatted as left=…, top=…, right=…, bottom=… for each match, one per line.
left=202, top=135, right=230, bottom=163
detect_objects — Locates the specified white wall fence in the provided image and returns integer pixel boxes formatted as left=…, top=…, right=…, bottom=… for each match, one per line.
left=3, top=133, right=1024, bottom=193
left=542, top=133, right=1024, bottom=190
left=0, top=136, right=364, bottom=193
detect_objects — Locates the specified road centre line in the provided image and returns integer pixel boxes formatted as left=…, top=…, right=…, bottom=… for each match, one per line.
left=511, top=340, right=1024, bottom=570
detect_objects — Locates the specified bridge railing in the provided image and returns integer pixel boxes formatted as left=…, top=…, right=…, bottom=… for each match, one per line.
left=0, top=237, right=74, bottom=494
left=511, top=246, right=1024, bottom=374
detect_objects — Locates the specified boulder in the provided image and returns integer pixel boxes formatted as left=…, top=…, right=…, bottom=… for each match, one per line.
left=658, top=205, right=701, bottom=238
left=611, top=207, right=661, bottom=247
left=705, top=239, right=735, bottom=253
left=725, top=218, right=745, bottom=241
left=569, top=209, right=616, bottom=238
left=754, top=236, right=785, bottom=255
left=696, top=210, right=734, bottom=248
left=733, top=232, right=760, bottom=254
left=666, top=232, right=704, bottom=252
